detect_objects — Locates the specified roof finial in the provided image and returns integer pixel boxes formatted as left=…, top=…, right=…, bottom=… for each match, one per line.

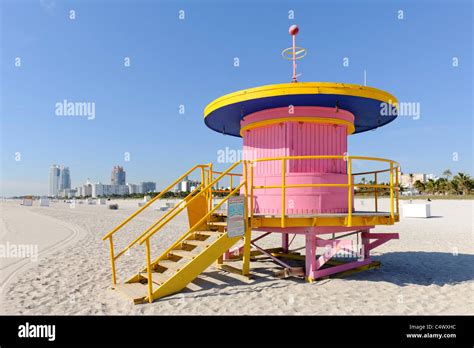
left=281, top=25, right=307, bottom=83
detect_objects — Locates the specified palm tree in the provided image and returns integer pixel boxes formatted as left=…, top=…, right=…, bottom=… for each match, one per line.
left=453, top=172, right=472, bottom=195
left=413, top=180, right=425, bottom=194
left=443, top=169, right=452, bottom=180
left=425, top=179, right=436, bottom=195
left=436, top=178, right=448, bottom=195
left=449, top=179, right=459, bottom=194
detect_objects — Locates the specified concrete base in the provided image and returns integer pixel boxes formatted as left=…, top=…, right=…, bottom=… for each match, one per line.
left=402, top=203, right=431, bottom=218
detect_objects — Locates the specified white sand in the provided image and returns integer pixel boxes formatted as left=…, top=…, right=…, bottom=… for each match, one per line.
left=0, top=198, right=472, bottom=315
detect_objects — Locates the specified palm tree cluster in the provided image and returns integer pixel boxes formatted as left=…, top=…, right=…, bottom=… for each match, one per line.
left=412, top=171, right=473, bottom=196
left=355, top=170, right=473, bottom=197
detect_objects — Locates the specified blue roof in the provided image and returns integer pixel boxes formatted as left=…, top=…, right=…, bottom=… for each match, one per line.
left=205, top=93, right=398, bottom=137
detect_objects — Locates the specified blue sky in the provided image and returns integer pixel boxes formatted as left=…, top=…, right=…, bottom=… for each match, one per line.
left=1, top=0, right=472, bottom=196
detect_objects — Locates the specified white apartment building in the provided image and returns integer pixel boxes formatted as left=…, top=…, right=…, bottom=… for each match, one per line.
left=127, top=183, right=143, bottom=194
left=92, top=183, right=129, bottom=198
left=400, top=173, right=439, bottom=188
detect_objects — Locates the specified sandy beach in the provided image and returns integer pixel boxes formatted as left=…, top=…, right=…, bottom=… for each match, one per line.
left=0, top=198, right=473, bottom=315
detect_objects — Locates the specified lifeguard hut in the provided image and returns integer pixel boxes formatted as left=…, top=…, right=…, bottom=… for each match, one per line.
left=103, top=25, right=401, bottom=304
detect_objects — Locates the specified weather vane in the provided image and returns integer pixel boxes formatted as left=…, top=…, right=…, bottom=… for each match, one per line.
left=281, top=25, right=307, bottom=83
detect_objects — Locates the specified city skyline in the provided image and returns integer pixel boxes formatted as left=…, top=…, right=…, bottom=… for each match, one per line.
left=47, top=164, right=159, bottom=198
left=1, top=1, right=472, bottom=197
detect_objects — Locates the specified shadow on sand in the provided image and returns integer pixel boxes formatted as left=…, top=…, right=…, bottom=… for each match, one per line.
left=161, top=251, right=473, bottom=301
left=344, top=251, right=474, bottom=286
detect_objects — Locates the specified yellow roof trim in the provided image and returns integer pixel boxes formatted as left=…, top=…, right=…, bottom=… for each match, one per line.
left=204, top=82, right=398, bottom=118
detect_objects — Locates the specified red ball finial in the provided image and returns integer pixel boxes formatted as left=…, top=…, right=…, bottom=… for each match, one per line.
left=289, top=25, right=299, bottom=36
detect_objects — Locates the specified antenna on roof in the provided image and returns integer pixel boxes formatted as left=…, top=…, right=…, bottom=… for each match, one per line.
left=281, top=25, right=307, bottom=83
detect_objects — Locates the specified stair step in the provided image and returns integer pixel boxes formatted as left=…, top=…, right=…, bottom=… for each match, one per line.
left=183, top=239, right=215, bottom=247
left=158, top=259, right=185, bottom=272
left=140, top=271, right=170, bottom=285
left=114, top=283, right=148, bottom=304
left=195, top=230, right=221, bottom=237
left=208, top=221, right=227, bottom=227
left=170, top=249, right=200, bottom=259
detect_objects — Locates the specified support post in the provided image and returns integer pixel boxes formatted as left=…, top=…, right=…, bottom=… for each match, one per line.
left=305, top=233, right=317, bottom=282
left=361, top=229, right=371, bottom=260
left=282, top=233, right=289, bottom=253
left=374, top=172, right=378, bottom=213
left=242, top=161, right=251, bottom=276
left=347, top=158, right=353, bottom=226
left=281, top=159, right=286, bottom=228
left=145, top=239, right=153, bottom=303
left=108, top=237, right=117, bottom=285
left=389, top=162, right=394, bottom=221
left=216, top=255, right=224, bottom=265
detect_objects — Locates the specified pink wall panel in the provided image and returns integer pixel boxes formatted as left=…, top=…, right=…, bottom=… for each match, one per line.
left=241, top=106, right=354, bottom=214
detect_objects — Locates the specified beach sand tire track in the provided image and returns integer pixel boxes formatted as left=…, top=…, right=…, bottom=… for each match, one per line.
left=0, top=210, right=87, bottom=295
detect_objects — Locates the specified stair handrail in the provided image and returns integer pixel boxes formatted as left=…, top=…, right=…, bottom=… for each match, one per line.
left=142, top=181, right=245, bottom=302
left=143, top=181, right=245, bottom=267
left=102, top=164, right=209, bottom=241
left=138, top=160, right=242, bottom=245
left=206, top=168, right=243, bottom=193
left=112, top=183, right=205, bottom=261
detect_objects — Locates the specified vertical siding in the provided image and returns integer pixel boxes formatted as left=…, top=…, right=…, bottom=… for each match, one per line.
left=243, top=124, right=286, bottom=175
left=243, top=121, right=348, bottom=175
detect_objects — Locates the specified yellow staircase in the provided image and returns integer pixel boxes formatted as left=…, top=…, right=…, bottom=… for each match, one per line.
left=119, top=227, right=241, bottom=304
left=102, top=162, right=251, bottom=304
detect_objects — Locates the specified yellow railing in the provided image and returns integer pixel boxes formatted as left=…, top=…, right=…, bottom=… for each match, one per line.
left=206, top=168, right=243, bottom=193
left=112, top=184, right=204, bottom=261
left=103, top=155, right=399, bottom=288
left=352, top=166, right=399, bottom=213
left=137, top=161, right=246, bottom=301
left=138, top=161, right=242, bottom=244
left=102, top=164, right=210, bottom=284
left=247, top=155, right=400, bottom=228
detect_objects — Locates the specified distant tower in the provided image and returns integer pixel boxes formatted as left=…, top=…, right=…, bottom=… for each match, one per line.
left=111, top=165, right=126, bottom=185
left=59, top=166, right=71, bottom=191
left=49, top=164, right=60, bottom=196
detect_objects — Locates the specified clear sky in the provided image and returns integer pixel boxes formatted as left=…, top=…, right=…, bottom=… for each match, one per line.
left=1, top=0, right=472, bottom=196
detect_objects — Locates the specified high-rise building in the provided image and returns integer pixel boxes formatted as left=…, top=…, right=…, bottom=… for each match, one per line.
left=111, top=166, right=126, bottom=185
left=49, top=164, right=71, bottom=197
left=49, top=164, right=60, bottom=196
left=141, top=182, right=156, bottom=193
left=59, top=166, right=71, bottom=191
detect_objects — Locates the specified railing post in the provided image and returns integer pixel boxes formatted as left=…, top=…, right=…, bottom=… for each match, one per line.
left=395, top=166, right=400, bottom=215
left=347, top=158, right=353, bottom=227
left=374, top=172, right=378, bottom=212
left=108, top=237, right=117, bottom=285
left=389, top=162, right=394, bottom=221
left=242, top=161, right=251, bottom=276
left=208, top=163, right=213, bottom=213
left=201, top=166, right=209, bottom=223
left=230, top=175, right=233, bottom=191
left=200, top=166, right=205, bottom=193
left=145, top=239, right=153, bottom=303
left=281, top=158, right=286, bottom=228
left=250, top=162, right=254, bottom=222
